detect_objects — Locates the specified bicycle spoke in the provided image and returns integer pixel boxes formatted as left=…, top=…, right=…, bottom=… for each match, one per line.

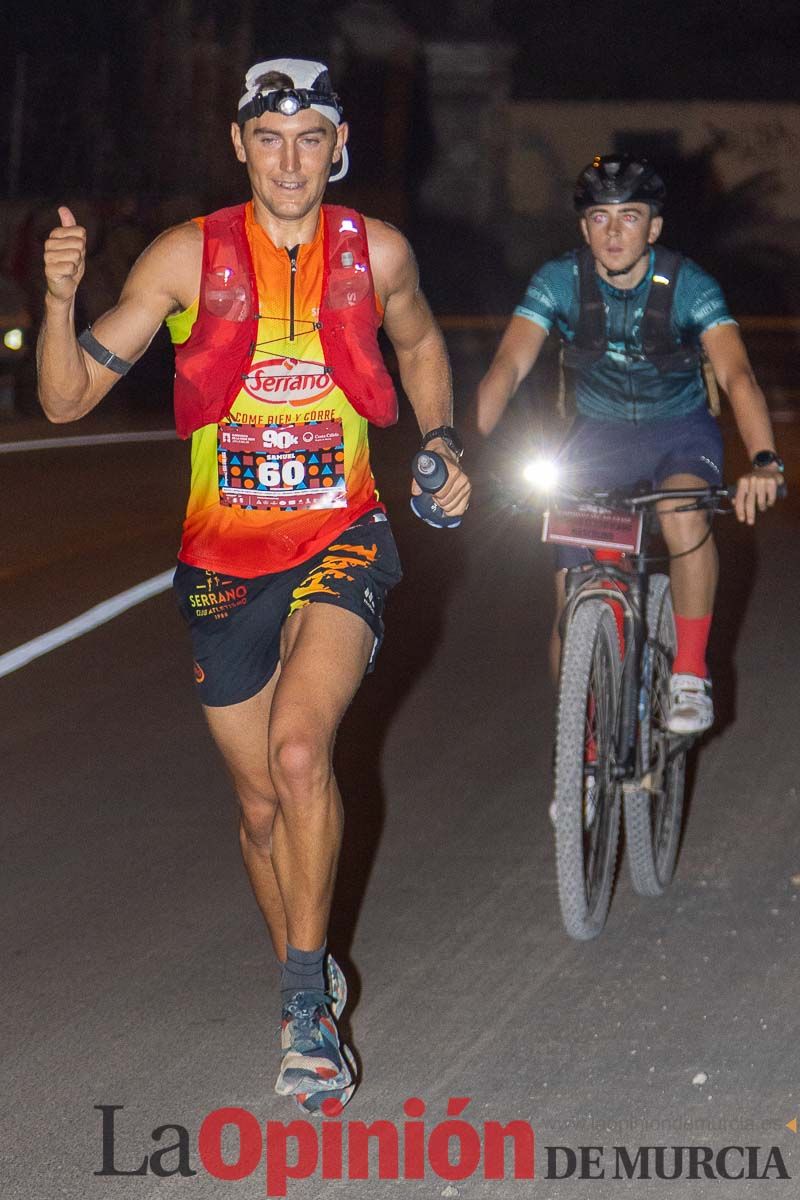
left=625, top=576, right=687, bottom=896
left=583, top=638, right=614, bottom=908
left=553, top=601, right=622, bottom=939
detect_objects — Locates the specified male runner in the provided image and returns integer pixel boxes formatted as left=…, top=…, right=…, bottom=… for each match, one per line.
left=38, top=58, right=470, bottom=1112
left=477, top=154, right=782, bottom=734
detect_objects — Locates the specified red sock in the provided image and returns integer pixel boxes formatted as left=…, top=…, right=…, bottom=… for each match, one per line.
left=673, top=614, right=712, bottom=678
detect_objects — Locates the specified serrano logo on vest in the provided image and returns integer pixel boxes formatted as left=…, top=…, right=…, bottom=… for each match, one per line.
left=243, top=357, right=335, bottom=407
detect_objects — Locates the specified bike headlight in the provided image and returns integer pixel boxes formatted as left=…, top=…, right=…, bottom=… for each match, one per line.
left=3, top=328, right=24, bottom=351
left=522, top=456, right=560, bottom=492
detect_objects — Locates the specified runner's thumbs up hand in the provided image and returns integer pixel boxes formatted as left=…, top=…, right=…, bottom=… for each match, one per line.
left=43, top=205, right=87, bottom=302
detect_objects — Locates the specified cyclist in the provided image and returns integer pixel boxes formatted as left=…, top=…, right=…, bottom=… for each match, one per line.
left=37, top=57, right=470, bottom=1112
left=477, top=154, right=783, bottom=735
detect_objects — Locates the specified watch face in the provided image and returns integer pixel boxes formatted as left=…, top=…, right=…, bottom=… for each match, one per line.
left=753, top=451, right=783, bottom=470
left=442, top=434, right=464, bottom=457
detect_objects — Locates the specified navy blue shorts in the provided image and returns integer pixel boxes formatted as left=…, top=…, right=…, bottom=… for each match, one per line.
left=173, top=511, right=403, bottom=707
left=553, top=407, right=723, bottom=568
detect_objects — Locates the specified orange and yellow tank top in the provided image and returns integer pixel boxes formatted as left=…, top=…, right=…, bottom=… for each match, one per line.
left=168, top=203, right=382, bottom=578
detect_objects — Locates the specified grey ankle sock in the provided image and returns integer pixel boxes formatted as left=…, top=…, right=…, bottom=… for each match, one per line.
left=280, top=943, right=326, bottom=1000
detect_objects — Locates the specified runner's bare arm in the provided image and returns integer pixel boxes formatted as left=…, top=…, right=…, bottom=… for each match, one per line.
left=367, top=218, right=470, bottom=514
left=701, top=322, right=782, bottom=523
left=37, top=207, right=202, bottom=423
left=475, top=316, right=548, bottom=436
left=368, top=219, right=453, bottom=433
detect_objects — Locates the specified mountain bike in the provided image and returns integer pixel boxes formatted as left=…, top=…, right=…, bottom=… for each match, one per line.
left=532, top=479, right=750, bottom=940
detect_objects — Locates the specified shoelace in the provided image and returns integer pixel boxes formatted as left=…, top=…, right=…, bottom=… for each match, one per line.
left=283, top=993, right=339, bottom=1050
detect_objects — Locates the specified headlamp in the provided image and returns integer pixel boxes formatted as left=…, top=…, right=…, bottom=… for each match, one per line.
left=239, top=87, right=344, bottom=126
left=276, top=92, right=301, bottom=116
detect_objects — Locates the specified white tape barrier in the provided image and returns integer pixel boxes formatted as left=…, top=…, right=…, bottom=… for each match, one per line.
left=0, top=429, right=177, bottom=454
left=0, top=570, right=174, bottom=679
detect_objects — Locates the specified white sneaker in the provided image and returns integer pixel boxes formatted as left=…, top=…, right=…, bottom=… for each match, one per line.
left=667, top=673, right=714, bottom=735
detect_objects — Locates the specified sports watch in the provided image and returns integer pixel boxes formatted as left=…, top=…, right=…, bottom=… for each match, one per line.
left=751, top=450, right=784, bottom=473
left=421, top=425, right=464, bottom=461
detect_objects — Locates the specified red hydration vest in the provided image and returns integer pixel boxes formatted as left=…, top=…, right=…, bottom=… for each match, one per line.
left=172, top=203, right=399, bottom=439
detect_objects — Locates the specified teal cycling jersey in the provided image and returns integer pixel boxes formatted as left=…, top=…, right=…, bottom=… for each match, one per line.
left=514, top=247, right=737, bottom=422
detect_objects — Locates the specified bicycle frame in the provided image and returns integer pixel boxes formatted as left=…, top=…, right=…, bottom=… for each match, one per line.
left=563, top=553, right=645, bottom=780
left=555, top=484, right=728, bottom=779
left=532, top=476, right=781, bottom=935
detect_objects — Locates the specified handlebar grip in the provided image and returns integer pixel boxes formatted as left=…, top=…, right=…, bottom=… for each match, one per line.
left=410, top=450, right=462, bottom=529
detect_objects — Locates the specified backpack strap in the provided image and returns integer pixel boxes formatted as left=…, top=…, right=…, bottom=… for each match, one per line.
left=640, top=246, right=681, bottom=357
left=563, top=244, right=700, bottom=375
left=572, top=245, right=606, bottom=353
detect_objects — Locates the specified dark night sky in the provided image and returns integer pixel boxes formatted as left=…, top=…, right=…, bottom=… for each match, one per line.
left=3, top=0, right=799, bottom=203
left=3, top=0, right=800, bottom=316
left=7, top=0, right=800, bottom=101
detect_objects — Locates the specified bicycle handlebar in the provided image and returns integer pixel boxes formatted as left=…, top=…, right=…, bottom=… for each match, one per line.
left=513, top=480, right=786, bottom=514
left=621, top=482, right=786, bottom=509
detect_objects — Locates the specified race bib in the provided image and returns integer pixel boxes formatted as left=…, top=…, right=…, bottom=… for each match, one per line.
left=217, top=421, right=346, bottom=510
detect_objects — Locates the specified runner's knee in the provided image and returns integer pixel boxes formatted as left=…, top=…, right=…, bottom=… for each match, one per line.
left=239, top=793, right=278, bottom=848
left=269, top=731, right=332, bottom=801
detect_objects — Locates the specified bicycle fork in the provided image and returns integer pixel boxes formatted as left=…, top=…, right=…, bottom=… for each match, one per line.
left=613, top=568, right=645, bottom=781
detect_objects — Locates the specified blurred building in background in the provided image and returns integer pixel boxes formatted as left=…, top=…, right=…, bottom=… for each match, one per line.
left=3, top=0, right=800, bottom=320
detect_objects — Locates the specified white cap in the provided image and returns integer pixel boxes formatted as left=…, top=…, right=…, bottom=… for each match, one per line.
left=238, top=58, right=348, bottom=181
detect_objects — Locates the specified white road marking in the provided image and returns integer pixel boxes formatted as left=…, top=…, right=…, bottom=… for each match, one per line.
left=0, top=430, right=177, bottom=454
left=0, top=570, right=175, bottom=679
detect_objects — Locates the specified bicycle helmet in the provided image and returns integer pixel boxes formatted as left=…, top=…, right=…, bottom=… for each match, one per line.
left=574, top=155, right=666, bottom=213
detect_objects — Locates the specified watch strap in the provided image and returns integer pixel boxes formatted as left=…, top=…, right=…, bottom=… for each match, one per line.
left=751, top=450, right=784, bottom=472
left=421, top=425, right=463, bottom=459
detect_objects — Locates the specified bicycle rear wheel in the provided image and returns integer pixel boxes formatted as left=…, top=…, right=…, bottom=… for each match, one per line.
left=553, top=600, right=622, bottom=940
left=624, top=574, right=686, bottom=895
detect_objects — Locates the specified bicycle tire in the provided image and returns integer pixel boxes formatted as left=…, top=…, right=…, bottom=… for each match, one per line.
left=624, top=574, right=686, bottom=896
left=554, top=600, right=622, bottom=940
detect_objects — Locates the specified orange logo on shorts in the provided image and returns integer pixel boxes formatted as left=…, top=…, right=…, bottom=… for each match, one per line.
left=193, top=661, right=206, bottom=684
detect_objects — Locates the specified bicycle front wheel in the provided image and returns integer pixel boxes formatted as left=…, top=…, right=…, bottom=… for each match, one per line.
left=624, top=574, right=686, bottom=896
left=553, top=600, right=622, bottom=940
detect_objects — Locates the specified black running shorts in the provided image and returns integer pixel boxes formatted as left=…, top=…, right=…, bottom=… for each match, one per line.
left=553, top=408, right=724, bottom=569
left=173, top=511, right=402, bottom=707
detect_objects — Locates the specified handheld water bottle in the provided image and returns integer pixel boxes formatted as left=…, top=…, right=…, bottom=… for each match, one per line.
left=410, top=450, right=462, bottom=529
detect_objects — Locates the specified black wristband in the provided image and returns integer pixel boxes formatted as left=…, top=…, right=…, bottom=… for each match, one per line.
left=78, top=327, right=133, bottom=376
left=421, top=425, right=463, bottom=460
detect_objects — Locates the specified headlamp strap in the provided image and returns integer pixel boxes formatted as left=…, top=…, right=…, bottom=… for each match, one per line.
left=239, top=87, right=343, bottom=125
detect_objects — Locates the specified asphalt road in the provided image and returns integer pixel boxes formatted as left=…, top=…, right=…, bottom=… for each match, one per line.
left=2, top=393, right=799, bottom=1200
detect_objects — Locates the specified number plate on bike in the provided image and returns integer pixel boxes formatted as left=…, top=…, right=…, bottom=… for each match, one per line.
left=542, top=505, right=643, bottom=553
